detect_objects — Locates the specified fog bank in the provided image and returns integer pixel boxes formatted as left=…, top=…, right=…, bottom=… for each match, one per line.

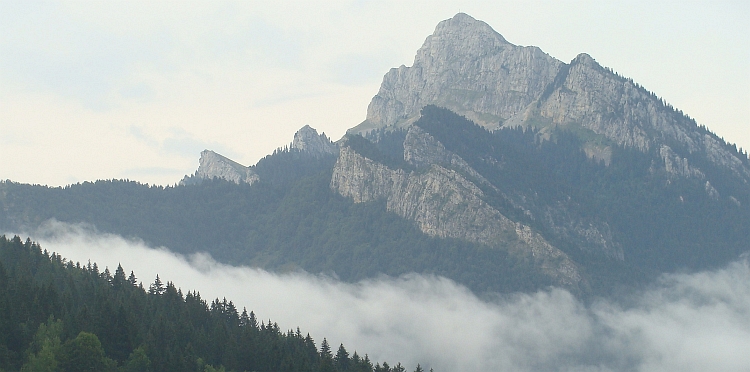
left=12, top=221, right=750, bottom=372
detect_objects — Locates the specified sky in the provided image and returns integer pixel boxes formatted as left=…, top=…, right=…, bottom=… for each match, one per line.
left=21, top=220, right=750, bottom=372
left=1, top=1, right=748, bottom=186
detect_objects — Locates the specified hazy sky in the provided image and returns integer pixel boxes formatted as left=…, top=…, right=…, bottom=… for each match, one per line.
left=1, top=1, right=748, bottom=186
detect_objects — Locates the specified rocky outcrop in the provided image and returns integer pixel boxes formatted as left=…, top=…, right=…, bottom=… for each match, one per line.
left=352, top=13, right=562, bottom=133
left=536, top=53, right=653, bottom=151
left=403, top=125, right=490, bottom=186
left=292, top=125, right=338, bottom=157
left=193, top=150, right=259, bottom=185
left=659, top=145, right=704, bottom=179
left=331, top=145, right=583, bottom=290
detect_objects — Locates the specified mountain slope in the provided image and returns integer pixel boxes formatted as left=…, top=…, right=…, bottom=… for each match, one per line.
left=333, top=105, right=749, bottom=293
left=331, top=135, right=583, bottom=290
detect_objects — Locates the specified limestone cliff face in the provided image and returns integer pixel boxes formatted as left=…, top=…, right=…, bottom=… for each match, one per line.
left=355, top=13, right=562, bottom=133
left=402, top=125, right=623, bottom=260
left=292, top=125, right=338, bottom=157
left=536, top=54, right=750, bottom=184
left=355, top=12, right=750, bottom=194
left=659, top=145, right=705, bottom=179
left=403, top=125, right=490, bottom=186
left=195, top=150, right=259, bottom=185
left=331, top=145, right=583, bottom=290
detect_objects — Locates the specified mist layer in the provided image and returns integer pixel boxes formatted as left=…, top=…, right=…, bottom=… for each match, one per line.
left=12, top=221, right=750, bottom=372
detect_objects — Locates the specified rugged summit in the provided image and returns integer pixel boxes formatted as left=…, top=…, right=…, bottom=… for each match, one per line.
left=323, top=13, right=748, bottom=290
left=354, top=12, right=562, bottom=132
left=353, top=13, right=750, bottom=198
left=291, top=125, right=338, bottom=157
left=182, top=150, right=259, bottom=185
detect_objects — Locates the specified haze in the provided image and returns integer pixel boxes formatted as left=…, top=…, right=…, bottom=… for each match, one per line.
left=1, top=1, right=748, bottom=186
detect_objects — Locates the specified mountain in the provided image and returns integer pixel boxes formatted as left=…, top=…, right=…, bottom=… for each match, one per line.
left=336, top=13, right=749, bottom=291
left=353, top=13, right=749, bottom=190
left=1, top=13, right=749, bottom=297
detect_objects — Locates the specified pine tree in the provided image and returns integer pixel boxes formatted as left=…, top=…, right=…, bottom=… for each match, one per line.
left=249, top=311, right=258, bottom=330
left=334, top=343, right=350, bottom=371
left=148, top=274, right=165, bottom=295
left=320, top=338, right=332, bottom=359
left=113, top=264, right=126, bottom=289
left=239, top=308, right=250, bottom=327
left=319, top=338, right=334, bottom=372
left=127, top=270, right=137, bottom=286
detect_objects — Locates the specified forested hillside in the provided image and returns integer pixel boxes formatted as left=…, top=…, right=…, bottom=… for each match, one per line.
left=0, top=235, right=419, bottom=372
left=0, top=149, right=550, bottom=294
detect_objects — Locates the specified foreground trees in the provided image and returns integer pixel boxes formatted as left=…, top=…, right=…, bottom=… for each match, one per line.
left=0, top=235, right=424, bottom=372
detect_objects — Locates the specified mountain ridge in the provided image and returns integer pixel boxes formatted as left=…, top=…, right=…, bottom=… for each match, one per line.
left=353, top=13, right=749, bottom=196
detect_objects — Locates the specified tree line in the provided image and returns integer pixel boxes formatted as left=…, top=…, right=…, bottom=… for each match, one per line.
left=0, top=235, right=428, bottom=372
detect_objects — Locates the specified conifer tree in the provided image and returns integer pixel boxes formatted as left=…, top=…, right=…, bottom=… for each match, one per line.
left=334, top=343, right=350, bottom=371
left=148, top=274, right=165, bottom=295
left=113, top=264, right=126, bottom=289
left=319, top=338, right=335, bottom=372
left=128, top=271, right=138, bottom=287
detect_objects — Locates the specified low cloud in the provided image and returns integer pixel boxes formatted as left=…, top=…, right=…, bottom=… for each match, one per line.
left=14, top=221, right=750, bottom=372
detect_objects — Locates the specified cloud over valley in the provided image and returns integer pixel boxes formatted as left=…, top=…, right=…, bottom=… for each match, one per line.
left=11, top=221, right=750, bottom=372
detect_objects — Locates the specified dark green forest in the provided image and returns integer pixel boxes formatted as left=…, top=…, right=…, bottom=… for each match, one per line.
left=0, top=235, right=424, bottom=372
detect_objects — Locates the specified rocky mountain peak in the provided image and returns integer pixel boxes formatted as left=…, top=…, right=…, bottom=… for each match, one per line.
left=352, top=13, right=561, bottom=134
left=415, top=13, right=509, bottom=66
left=291, top=125, right=338, bottom=157
left=194, top=150, right=258, bottom=185
left=571, top=53, right=597, bottom=67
